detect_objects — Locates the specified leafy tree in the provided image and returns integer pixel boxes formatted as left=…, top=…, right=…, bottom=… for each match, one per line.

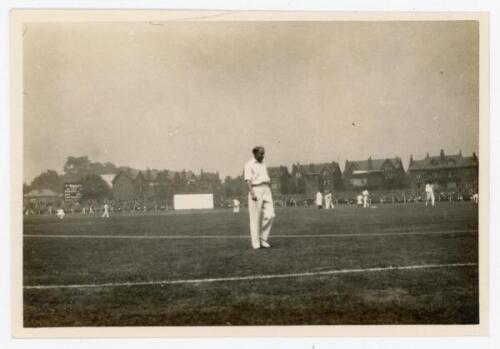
left=154, top=170, right=173, bottom=200
left=63, top=156, right=118, bottom=178
left=63, top=156, right=92, bottom=177
left=80, top=174, right=111, bottom=200
left=23, top=182, right=31, bottom=195
left=172, top=172, right=186, bottom=194
left=103, top=162, right=118, bottom=174
left=222, top=175, right=245, bottom=198
left=29, top=170, right=64, bottom=193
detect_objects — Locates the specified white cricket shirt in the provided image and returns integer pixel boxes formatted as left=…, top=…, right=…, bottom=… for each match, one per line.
left=425, top=184, right=433, bottom=193
left=244, top=158, right=271, bottom=185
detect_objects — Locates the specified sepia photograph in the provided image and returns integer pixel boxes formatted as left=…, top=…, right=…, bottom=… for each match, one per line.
left=10, top=10, right=489, bottom=337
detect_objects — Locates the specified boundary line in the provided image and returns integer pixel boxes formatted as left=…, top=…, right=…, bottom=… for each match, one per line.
left=24, top=262, right=477, bottom=290
left=23, top=229, right=478, bottom=240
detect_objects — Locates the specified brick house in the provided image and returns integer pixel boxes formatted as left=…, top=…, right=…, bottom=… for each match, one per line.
left=111, top=171, right=135, bottom=200
left=289, top=162, right=343, bottom=196
left=343, top=157, right=406, bottom=190
left=267, top=166, right=290, bottom=196
left=407, top=150, right=478, bottom=193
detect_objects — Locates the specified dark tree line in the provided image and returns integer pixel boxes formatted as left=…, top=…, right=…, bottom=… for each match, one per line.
left=24, top=156, right=244, bottom=201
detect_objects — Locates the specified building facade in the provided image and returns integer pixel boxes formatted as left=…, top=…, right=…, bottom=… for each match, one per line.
left=112, top=172, right=135, bottom=200
left=267, top=166, right=290, bottom=196
left=24, top=189, right=62, bottom=205
left=407, top=150, right=478, bottom=193
left=288, top=162, right=343, bottom=197
left=343, top=157, right=406, bottom=191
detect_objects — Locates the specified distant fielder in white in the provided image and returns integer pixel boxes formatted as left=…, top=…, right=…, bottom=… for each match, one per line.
left=356, top=194, right=363, bottom=206
left=244, top=146, right=275, bottom=250
left=56, top=208, right=65, bottom=219
left=315, top=191, right=323, bottom=209
left=324, top=191, right=334, bottom=209
left=472, top=192, right=479, bottom=204
left=362, top=188, right=369, bottom=208
left=102, top=203, right=110, bottom=218
left=232, top=198, right=240, bottom=213
left=425, top=181, right=435, bottom=207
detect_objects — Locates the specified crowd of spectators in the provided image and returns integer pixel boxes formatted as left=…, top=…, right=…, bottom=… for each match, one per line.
left=23, top=188, right=478, bottom=216
left=272, top=188, right=479, bottom=207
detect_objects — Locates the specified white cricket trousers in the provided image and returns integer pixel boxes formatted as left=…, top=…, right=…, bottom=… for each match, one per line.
left=248, top=185, right=275, bottom=249
left=426, top=193, right=435, bottom=206
left=325, top=199, right=334, bottom=209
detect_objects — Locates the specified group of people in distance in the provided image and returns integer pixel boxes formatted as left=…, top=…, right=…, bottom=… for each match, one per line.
left=55, top=202, right=110, bottom=220
left=355, top=188, right=371, bottom=208
left=45, top=146, right=479, bottom=252
left=315, top=190, right=336, bottom=209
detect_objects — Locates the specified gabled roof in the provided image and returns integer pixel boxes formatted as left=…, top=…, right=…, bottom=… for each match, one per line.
left=128, top=169, right=141, bottom=179
left=140, top=169, right=160, bottom=182
left=346, top=157, right=402, bottom=172
left=112, top=171, right=134, bottom=184
left=100, top=174, right=115, bottom=187
left=25, top=189, right=61, bottom=198
left=408, top=152, right=478, bottom=171
left=294, top=162, right=340, bottom=175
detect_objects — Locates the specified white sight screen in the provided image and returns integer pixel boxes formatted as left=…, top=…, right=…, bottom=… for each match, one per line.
left=173, top=194, right=214, bottom=210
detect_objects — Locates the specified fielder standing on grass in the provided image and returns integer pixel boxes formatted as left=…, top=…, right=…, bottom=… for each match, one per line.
left=244, top=146, right=275, bottom=250
left=362, top=187, right=370, bottom=208
left=232, top=198, right=240, bottom=213
left=425, top=181, right=435, bottom=207
left=102, top=202, right=110, bottom=218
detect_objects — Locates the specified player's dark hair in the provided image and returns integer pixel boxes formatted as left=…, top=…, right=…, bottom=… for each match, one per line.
left=252, top=146, right=264, bottom=155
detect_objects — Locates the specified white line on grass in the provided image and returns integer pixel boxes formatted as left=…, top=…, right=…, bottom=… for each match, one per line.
left=23, top=229, right=478, bottom=240
left=24, top=262, right=477, bottom=290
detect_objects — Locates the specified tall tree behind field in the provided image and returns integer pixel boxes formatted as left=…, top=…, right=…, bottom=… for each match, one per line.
left=29, top=170, right=64, bottom=193
left=222, top=175, right=245, bottom=198
left=23, top=183, right=30, bottom=195
left=80, top=174, right=111, bottom=200
left=63, top=156, right=118, bottom=178
left=172, top=172, right=186, bottom=194
left=63, top=156, right=92, bottom=177
left=154, top=170, right=173, bottom=201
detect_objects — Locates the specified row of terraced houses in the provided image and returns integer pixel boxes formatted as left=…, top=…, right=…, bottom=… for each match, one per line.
left=267, top=150, right=478, bottom=197
left=27, top=150, right=477, bottom=204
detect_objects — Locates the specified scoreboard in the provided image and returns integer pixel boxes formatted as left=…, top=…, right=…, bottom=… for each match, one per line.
left=64, top=183, right=82, bottom=202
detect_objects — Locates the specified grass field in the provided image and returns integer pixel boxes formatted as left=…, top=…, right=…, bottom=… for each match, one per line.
left=23, top=202, right=479, bottom=326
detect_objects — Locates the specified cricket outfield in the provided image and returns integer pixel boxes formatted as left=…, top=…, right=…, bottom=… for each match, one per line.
left=22, top=202, right=479, bottom=326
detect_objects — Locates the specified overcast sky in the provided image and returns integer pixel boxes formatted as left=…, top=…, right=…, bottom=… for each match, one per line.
left=23, top=21, right=479, bottom=182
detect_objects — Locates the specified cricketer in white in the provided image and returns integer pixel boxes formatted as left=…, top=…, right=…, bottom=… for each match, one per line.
left=244, top=146, right=275, bottom=250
